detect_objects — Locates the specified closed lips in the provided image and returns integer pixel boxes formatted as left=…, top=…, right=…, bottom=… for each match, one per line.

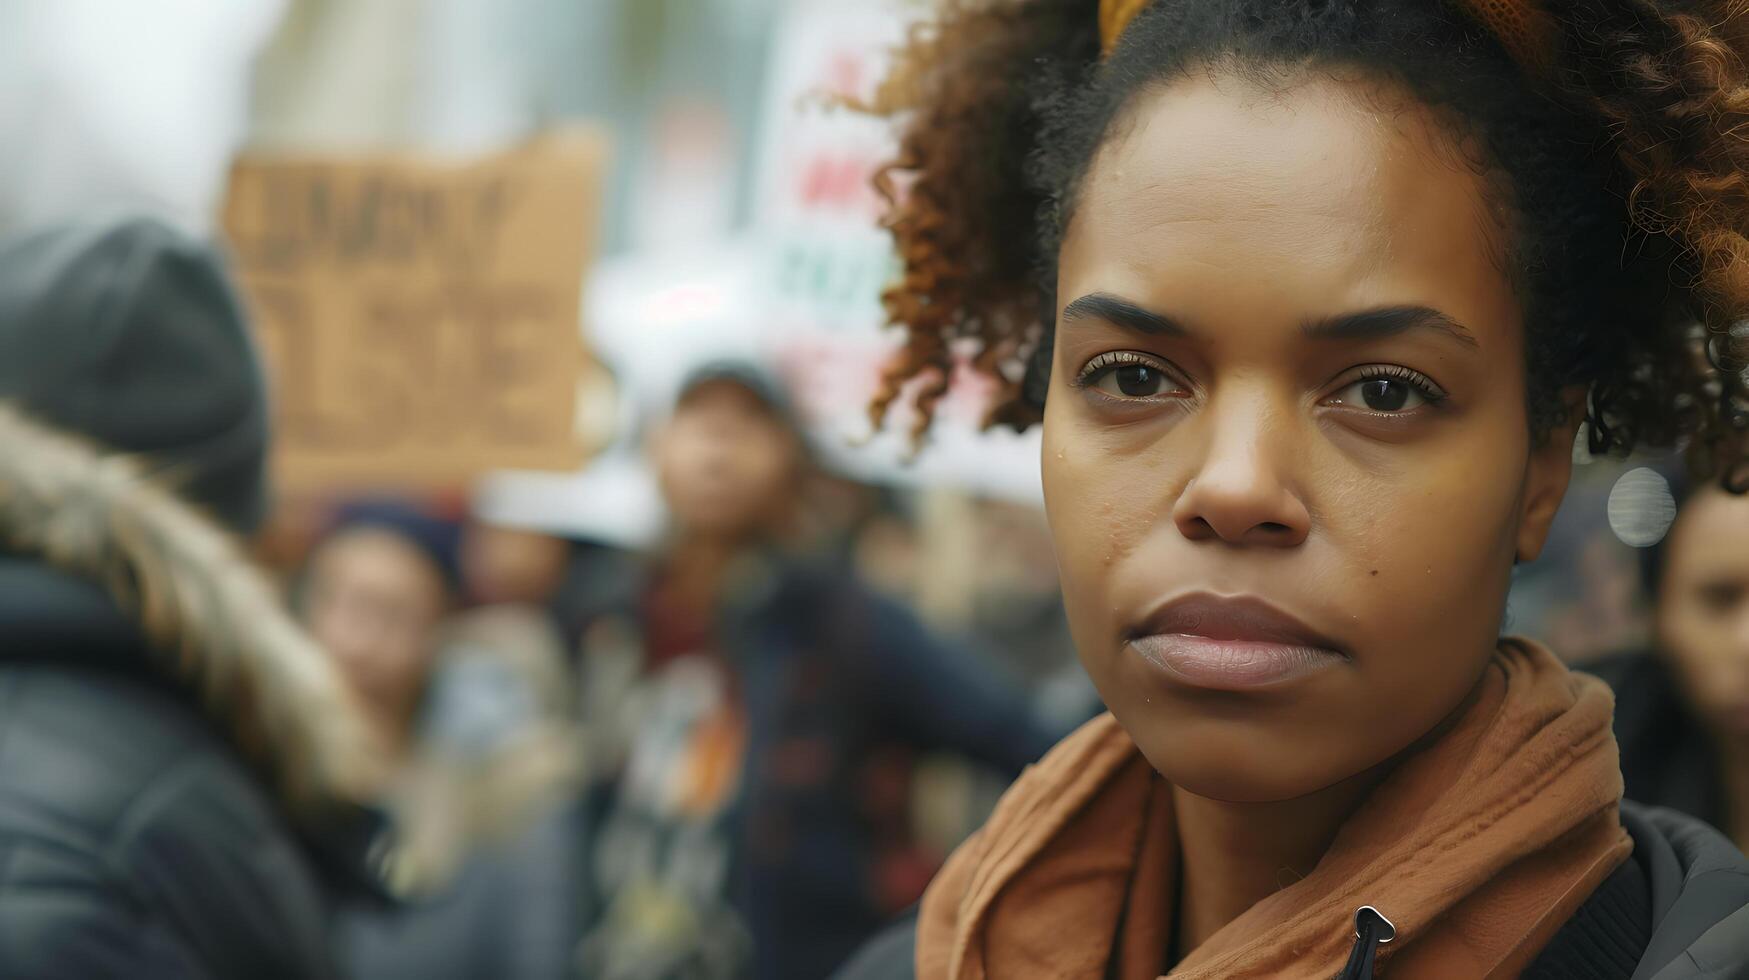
left=1130, top=593, right=1345, bottom=652
left=1127, top=593, right=1348, bottom=691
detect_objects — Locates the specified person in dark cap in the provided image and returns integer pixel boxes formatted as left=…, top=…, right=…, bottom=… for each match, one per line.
left=0, top=217, right=381, bottom=979
left=570, top=363, right=1064, bottom=980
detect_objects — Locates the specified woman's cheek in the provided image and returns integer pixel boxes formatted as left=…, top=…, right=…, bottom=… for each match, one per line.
left=1328, top=456, right=1524, bottom=650
left=1042, top=430, right=1095, bottom=586
left=1043, top=436, right=1148, bottom=643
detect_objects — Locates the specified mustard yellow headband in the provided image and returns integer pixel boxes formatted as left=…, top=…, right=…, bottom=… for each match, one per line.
left=1097, top=0, right=1553, bottom=70
left=1097, top=0, right=1150, bottom=54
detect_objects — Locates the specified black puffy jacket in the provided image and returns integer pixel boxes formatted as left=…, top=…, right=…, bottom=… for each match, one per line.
left=0, top=408, right=381, bottom=978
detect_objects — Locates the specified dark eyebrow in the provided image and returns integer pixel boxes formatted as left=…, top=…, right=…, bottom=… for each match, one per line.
left=1303, top=306, right=1479, bottom=349
left=1060, top=293, right=1188, bottom=336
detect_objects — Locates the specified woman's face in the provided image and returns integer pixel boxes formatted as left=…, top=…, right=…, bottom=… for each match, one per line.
left=305, top=528, right=449, bottom=722
left=1043, top=72, right=1577, bottom=802
left=1657, top=488, right=1749, bottom=742
left=656, top=381, right=801, bottom=541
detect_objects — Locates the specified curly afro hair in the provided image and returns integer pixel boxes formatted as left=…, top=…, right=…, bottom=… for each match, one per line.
left=862, top=0, right=1749, bottom=491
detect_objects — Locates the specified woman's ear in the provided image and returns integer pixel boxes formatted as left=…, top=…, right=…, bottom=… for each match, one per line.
left=1515, top=386, right=1589, bottom=563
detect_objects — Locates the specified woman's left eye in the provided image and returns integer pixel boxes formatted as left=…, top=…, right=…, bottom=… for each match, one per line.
left=1324, top=369, right=1444, bottom=414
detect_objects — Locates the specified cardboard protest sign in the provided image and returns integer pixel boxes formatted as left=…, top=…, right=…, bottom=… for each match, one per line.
left=221, top=129, right=611, bottom=490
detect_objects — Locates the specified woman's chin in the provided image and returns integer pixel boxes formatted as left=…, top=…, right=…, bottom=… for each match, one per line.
left=1132, top=726, right=1353, bottom=804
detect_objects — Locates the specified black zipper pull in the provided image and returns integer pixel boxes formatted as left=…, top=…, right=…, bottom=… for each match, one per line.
left=1336, top=905, right=1396, bottom=980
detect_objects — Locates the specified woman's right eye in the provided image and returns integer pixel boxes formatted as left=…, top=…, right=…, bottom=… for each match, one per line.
left=1077, top=353, right=1184, bottom=400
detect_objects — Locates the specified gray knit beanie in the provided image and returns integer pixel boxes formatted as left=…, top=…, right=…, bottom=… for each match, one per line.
left=0, top=216, right=270, bottom=532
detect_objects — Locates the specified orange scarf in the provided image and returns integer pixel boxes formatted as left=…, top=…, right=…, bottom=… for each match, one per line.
left=917, top=639, right=1630, bottom=979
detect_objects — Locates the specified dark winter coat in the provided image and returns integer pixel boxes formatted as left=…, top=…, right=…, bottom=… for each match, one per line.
left=0, top=408, right=381, bottom=979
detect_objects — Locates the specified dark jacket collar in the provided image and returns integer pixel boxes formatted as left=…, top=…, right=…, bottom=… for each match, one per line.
left=0, top=556, right=152, bottom=667
left=1622, top=800, right=1749, bottom=979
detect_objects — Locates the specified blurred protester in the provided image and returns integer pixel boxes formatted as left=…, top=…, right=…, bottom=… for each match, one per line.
left=1590, top=474, right=1749, bottom=851
left=462, top=519, right=575, bottom=609
left=0, top=217, right=379, bottom=978
left=301, top=502, right=582, bottom=980
left=571, top=364, right=1062, bottom=980
left=460, top=516, right=604, bottom=650
left=415, top=606, right=583, bottom=872
left=302, top=502, right=462, bottom=764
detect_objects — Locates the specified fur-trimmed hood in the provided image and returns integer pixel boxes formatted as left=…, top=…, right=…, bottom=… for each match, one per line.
left=0, top=404, right=381, bottom=825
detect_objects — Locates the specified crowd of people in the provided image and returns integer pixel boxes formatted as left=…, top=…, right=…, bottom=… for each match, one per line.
left=5, top=0, right=1749, bottom=977
left=0, top=218, right=1064, bottom=979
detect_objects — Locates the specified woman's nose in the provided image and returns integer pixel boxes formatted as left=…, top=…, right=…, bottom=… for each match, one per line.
left=1169, top=395, right=1311, bottom=548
